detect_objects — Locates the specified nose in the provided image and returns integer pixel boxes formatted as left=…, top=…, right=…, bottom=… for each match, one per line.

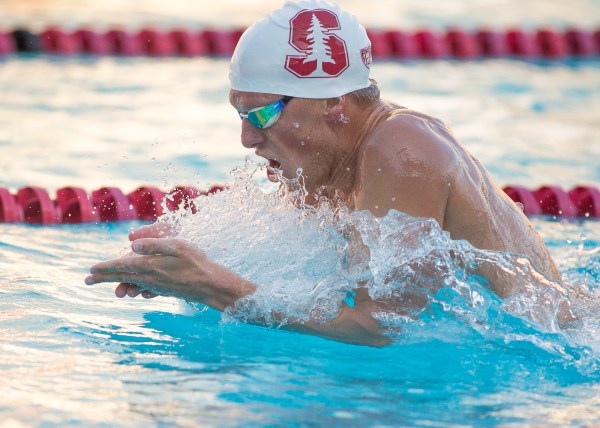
left=240, top=118, right=266, bottom=149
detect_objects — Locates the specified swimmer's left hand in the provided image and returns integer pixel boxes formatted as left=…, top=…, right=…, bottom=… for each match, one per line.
left=85, top=237, right=256, bottom=310
left=90, top=222, right=176, bottom=299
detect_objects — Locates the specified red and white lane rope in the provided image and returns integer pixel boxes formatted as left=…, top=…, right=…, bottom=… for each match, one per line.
left=0, top=184, right=598, bottom=224
left=0, top=26, right=598, bottom=59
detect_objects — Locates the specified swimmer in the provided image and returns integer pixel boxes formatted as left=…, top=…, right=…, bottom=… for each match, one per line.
left=86, top=0, right=563, bottom=346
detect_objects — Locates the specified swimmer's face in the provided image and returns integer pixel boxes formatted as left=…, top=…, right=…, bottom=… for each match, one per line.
left=229, top=89, right=335, bottom=189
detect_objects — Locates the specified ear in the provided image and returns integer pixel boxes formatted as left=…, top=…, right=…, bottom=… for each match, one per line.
left=324, top=96, right=346, bottom=124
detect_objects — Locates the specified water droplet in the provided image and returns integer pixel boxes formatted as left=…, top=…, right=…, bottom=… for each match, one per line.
left=567, top=238, right=573, bottom=244
left=377, top=168, right=382, bottom=172
left=300, top=141, right=305, bottom=146
left=580, top=233, right=587, bottom=241
left=293, top=122, right=300, bottom=128
left=391, top=197, right=396, bottom=202
left=516, top=202, right=524, bottom=211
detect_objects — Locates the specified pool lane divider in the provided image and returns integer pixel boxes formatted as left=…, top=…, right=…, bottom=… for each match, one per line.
left=0, top=27, right=599, bottom=59
left=0, top=184, right=599, bottom=225
left=0, top=185, right=224, bottom=224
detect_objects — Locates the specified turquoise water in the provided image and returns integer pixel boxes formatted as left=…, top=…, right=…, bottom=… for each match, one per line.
left=1, top=213, right=600, bottom=426
left=2, top=1, right=600, bottom=426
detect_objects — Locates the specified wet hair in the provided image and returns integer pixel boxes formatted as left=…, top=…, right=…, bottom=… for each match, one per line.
left=347, top=79, right=380, bottom=106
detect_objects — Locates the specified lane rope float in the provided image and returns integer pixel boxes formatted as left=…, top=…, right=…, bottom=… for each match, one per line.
left=0, top=185, right=224, bottom=224
left=0, top=184, right=598, bottom=225
left=0, top=26, right=598, bottom=59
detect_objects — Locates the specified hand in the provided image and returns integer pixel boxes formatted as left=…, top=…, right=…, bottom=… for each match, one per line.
left=109, top=222, right=178, bottom=299
left=128, top=222, right=176, bottom=240
left=86, top=233, right=256, bottom=310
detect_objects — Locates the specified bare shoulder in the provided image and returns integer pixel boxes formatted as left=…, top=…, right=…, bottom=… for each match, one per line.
left=353, top=107, right=461, bottom=221
left=360, top=107, right=460, bottom=179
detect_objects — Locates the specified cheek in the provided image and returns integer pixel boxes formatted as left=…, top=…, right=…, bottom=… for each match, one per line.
left=275, top=116, right=322, bottom=158
left=277, top=125, right=312, bottom=150
left=284, top=112, right=319, bottom=135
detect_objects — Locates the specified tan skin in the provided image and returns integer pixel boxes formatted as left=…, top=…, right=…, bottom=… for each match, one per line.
left=86, top=89, right=562, bottom=347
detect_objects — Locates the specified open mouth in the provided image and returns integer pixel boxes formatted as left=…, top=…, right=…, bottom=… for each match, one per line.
left=266, top=159, right=281, bottom=182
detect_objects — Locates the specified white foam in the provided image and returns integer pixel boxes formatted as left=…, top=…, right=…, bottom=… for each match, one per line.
left=159, top=161, right=595, bottom=355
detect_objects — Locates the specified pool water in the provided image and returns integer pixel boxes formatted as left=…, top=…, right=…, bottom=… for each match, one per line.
left=2, top=1, right=600, bottom=427
left=1, top=214, right=600, bottom=427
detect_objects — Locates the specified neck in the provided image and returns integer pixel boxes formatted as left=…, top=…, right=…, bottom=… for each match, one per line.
left=325, top=100, right=391, bottom=199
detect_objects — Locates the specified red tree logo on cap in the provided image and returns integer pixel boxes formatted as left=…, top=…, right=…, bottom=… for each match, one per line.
left=285, top=9, right=349, bottom=78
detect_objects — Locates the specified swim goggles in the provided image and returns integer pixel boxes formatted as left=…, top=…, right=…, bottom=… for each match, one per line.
left=238, top=96, right=293, bottom=129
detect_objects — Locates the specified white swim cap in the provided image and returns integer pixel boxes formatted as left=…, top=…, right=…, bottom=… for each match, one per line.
left=229, top=0, right=372, bottom=99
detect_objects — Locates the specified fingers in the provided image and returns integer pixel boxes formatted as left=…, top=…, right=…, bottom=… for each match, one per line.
left=141, top=290, right=158, bottom=299
left=88, top=238, right=188, bottom=277
left=115, top=283, right=158, bottom=299
left=86, top=271, right=146, bottom=286
left=86, top=236, right=192, bottom=300
left=126, top=284, right=142, bottom=297
left=115, top=282, right=134, bottom=298
left=86, top=239, right=190, bottom=289
left=131, top=238, right=191, bottom=257
left=129, top=223, right=175, bottom=241
left=89, top=255, right=150, bottom=275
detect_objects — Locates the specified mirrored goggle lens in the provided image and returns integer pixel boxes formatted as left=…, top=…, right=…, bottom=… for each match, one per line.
left=240, top=99, right=285, bottom=129
left=248, top=110, right=281, bottom=128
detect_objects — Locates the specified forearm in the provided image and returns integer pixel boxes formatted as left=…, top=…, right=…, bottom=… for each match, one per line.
left=200, top=267, right=257, bottom=312
left=282, top=303, right=391, bottom=347
left=223, top=284, right=390, bottom=347
left=471, top=255, right=577, bottom=325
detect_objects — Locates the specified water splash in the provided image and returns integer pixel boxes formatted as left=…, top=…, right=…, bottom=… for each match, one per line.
left=337, top=113, right=350, bottom=124
left=159, top=161, right=599, bottom=364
